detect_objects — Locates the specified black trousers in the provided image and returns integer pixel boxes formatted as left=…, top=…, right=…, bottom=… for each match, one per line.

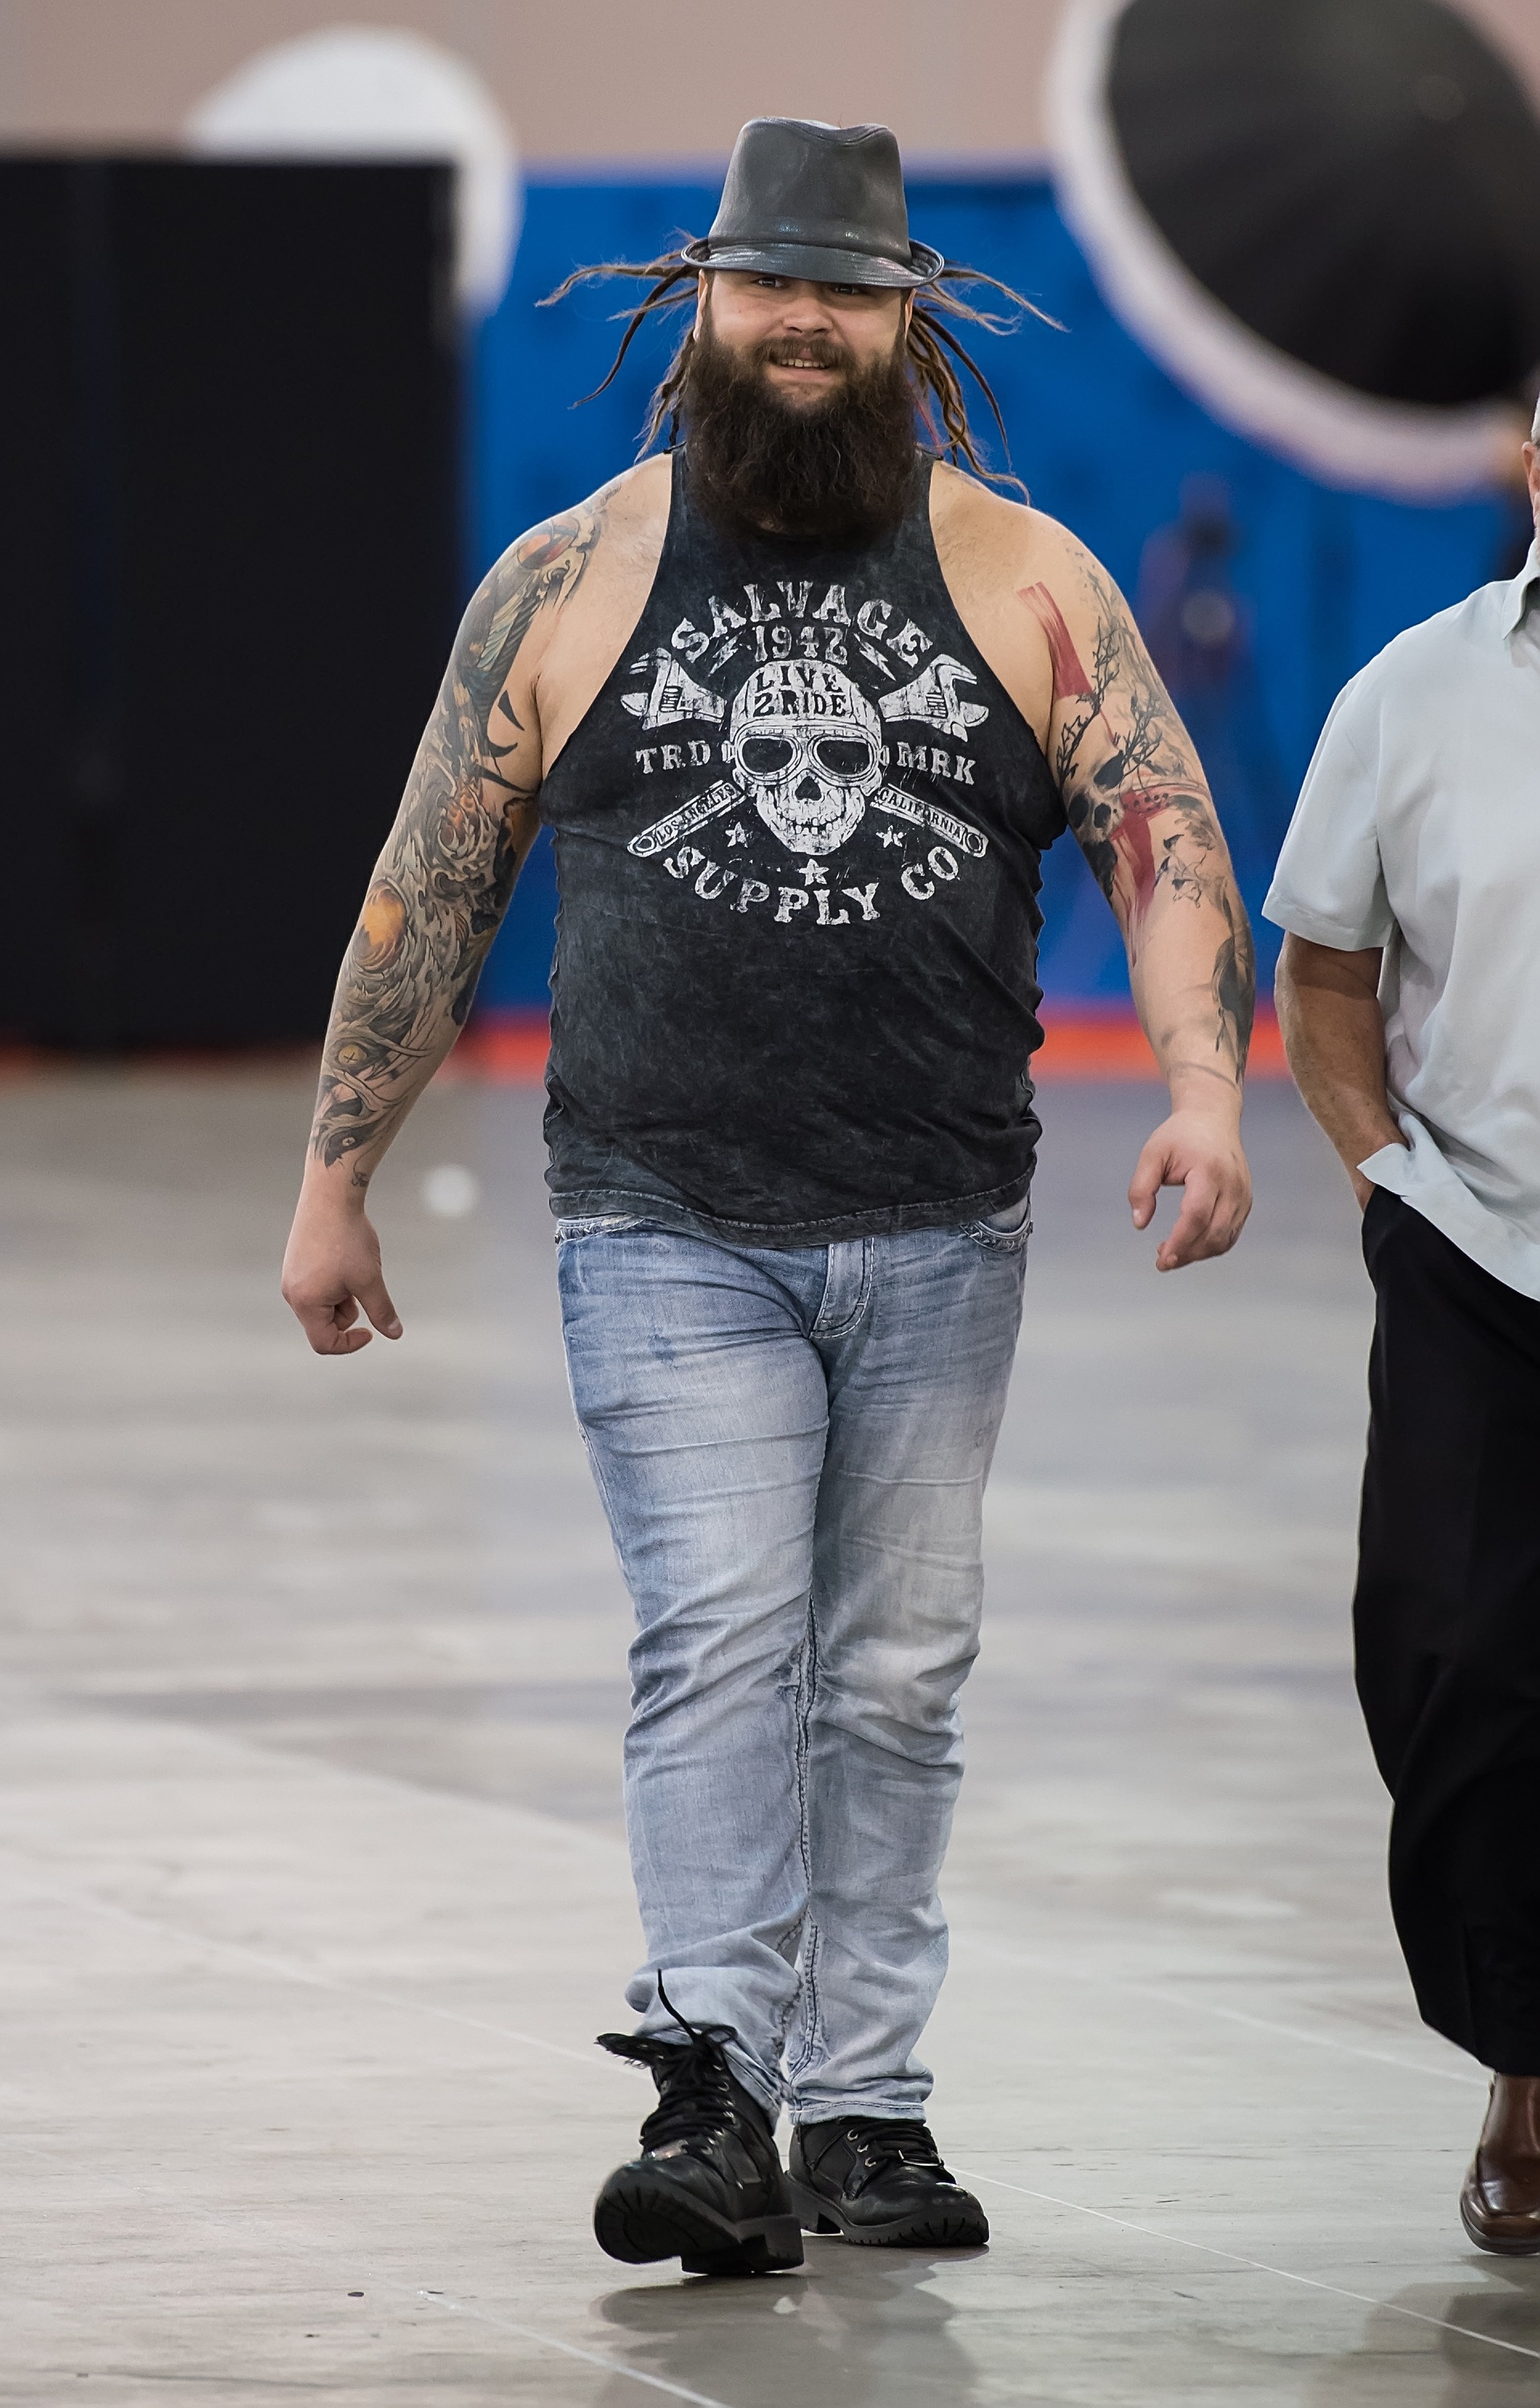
left=1357, top=1188, right=1540, bottom=2072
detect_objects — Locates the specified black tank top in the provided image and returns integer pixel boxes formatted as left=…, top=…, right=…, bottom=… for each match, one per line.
left=538, top=454, right=1066, bottom=1245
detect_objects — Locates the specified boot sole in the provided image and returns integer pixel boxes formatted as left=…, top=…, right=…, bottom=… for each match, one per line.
left=595, top=2167, right=804, bottom=2276
left=1460, top=2193, right=1540, bottom=2255
left=788, top=2175, right=988, bottom=2249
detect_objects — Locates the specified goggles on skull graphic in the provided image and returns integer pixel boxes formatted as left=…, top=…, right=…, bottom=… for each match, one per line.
left=723, top=661, right=885, bottom=855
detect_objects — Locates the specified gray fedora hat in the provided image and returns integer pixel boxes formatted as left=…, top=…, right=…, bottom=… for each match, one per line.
left=685, top=118, right=944, bottom=290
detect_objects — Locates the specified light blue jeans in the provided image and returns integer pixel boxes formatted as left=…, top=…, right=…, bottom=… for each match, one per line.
left=556, top=1206, right=1028, bottom=2123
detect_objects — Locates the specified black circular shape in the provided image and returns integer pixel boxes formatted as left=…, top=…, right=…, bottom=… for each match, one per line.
left=813, top=736, right=877, bottom=775
left=1109, top=0, right=1540, bottom=406
left=738, top=734, right=796, bottom=775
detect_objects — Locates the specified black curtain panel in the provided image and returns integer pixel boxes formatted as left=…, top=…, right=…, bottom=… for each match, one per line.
left=0, top=157, right=458, bottom=1047
left=1109, top=0, right=1540, bottom=409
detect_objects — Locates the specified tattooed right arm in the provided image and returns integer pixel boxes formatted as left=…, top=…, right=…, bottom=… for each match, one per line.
left=281, top=495, right=606, bottom=1353
left=1019, top=527, right=1253, bottom=1270
left=315, top=502, right=604, bottom=1180
left=1021, top=551, right=1254, bottom=1087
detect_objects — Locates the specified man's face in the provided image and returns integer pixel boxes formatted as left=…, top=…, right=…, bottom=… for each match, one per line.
left=679, top=266, right=920, bottom=539
left=1526, top=441, right=1540, bottom=534
left=697, top=270, right=911, bottom=410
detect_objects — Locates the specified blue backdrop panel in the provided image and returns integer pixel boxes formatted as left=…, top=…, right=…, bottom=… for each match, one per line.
left=472, top=171, right=1505, bottom=1009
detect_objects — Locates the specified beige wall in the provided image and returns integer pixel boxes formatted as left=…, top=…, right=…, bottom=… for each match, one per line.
left=4, top=0, right=1538, bottom=163
left=2, top=0, right=1063, bottom=160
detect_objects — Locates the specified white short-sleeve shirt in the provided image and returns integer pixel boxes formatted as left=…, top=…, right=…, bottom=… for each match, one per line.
left=1263, top=541, right=1540, bottom=1300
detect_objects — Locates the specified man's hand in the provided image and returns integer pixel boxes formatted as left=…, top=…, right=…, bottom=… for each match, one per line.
left=281, top=1190, right=402, bottom=1355
left=1129, top=1105, right=1253, bottom=1271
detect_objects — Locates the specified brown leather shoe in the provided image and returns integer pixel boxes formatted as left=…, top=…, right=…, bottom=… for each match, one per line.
left=1461, top=2076, right=1540, bottom=2253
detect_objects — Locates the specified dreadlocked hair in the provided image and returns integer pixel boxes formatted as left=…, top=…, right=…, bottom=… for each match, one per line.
left=540, top=248, right=1056, bottom=496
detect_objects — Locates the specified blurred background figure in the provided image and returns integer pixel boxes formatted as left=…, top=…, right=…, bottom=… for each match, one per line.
left=1134, top=474, right=1290, bottom=948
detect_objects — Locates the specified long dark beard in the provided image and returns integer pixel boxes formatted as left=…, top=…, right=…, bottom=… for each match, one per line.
left=679, top=325, right=919, bottom=542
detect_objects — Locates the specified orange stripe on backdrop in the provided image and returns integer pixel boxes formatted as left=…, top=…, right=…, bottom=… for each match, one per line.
left=443, top=1005, right=1291, bottom=1088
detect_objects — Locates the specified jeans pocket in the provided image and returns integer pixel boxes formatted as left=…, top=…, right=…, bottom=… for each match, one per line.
left=554, top=1214, right=652, bottom=1245
left=964, top=1194, right=1033, bottom=1253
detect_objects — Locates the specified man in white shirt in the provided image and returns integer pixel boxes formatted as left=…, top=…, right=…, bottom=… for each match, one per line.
left=1267, top=407, right=1540, bottom=2253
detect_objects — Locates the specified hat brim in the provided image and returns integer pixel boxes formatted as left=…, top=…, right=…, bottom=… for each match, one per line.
left=684, top=237, right=945, bottom=289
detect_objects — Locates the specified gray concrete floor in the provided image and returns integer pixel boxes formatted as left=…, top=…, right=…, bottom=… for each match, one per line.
left=0, top=1065, right=1529, bottom=2405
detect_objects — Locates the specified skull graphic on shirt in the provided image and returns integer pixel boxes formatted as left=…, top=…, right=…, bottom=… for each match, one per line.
left=723, top=660, right=885, bottom=856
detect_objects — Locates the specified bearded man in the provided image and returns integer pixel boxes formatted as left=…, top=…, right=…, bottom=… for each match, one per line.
left=282, top=119, right=1254, bottom=2276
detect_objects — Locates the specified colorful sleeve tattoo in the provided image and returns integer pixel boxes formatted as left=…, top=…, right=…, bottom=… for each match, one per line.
left=1021, top=566, right=1254, bottom=1078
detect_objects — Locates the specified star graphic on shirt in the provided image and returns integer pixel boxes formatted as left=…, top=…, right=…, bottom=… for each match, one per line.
left=801, top=860, right=827, bottom=885
left=877, top=826, right=905, bottom=848
left=726, top=822, right=749, bottom=847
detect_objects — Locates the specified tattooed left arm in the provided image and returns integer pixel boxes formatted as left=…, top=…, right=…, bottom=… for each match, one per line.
left=1022, top=537, right=1254, bottom=1268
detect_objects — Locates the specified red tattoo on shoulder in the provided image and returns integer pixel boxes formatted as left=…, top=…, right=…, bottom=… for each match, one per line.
left=1020, top=582, right=1092, bottom=699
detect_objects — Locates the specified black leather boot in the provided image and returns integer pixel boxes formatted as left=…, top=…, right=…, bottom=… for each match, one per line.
left=788, top=2116, right=988, bottom=2247
left=593, top=1995, right=802, bottom=2276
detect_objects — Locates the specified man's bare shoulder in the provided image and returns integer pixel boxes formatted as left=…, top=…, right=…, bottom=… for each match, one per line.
left=481, top=456, right=669, bottom=600
left=595, top=451, right=674, bottom=534
left=1011, top=512, right=1132, bottom=638
left=931, top=466, right=1113, bottom=742
left=465, top=456, right=671, bottom=720
left=930, top=466, right=1110, bottom=606
left=521, top=457, right=674, bottom=760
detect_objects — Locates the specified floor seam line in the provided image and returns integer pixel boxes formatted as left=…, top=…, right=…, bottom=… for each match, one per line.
left=20, top=1696, right=634, bottom=1861
left=0, top=2130, right=733, bottom=2402
left=957, top=2169, right=1540, bottom=2361
left=0, top=1871, right=630, bottom=2076
left=951, top=1930, right=1486, bottom=2087
left=414, top=2291, right=737, bottom=2407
